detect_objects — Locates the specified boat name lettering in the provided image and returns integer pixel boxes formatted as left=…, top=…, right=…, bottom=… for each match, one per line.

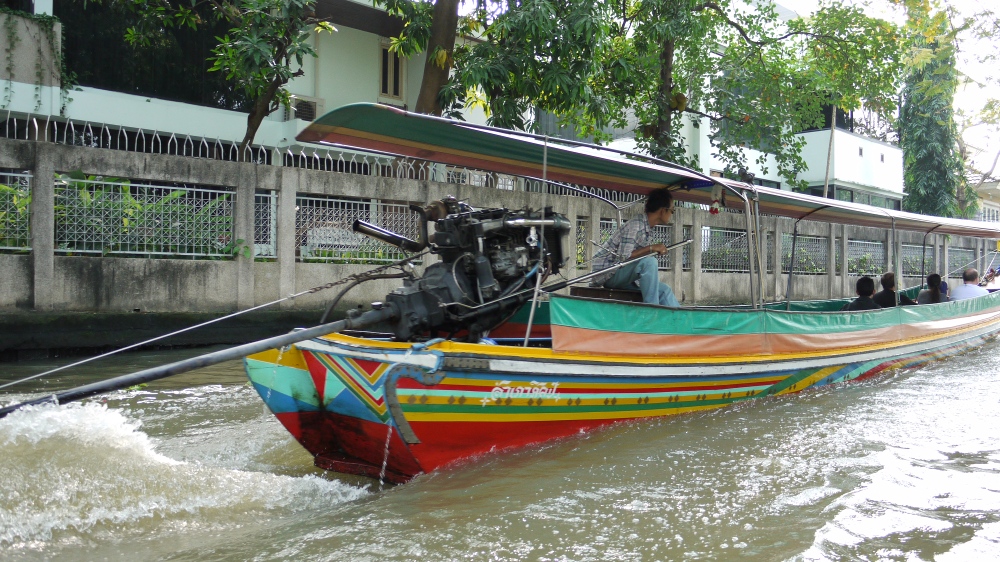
left=481, top=381, right=560, bottom=406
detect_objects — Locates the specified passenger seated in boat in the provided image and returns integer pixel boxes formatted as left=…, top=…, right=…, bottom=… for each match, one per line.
left=873, top=272, right=915, bottom=308
left=949, top=268, right=990, bottom=300
left=590, top=187, right=680, bottom=307
left=841, top=276, right=881, bottom=311
left=917, top=273, right=950, bottom=304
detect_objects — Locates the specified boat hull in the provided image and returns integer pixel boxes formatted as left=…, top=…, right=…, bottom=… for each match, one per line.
left=245, top=302, right=1000, bottom=481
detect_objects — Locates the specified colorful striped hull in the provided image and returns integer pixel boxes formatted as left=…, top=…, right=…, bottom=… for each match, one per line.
left=244, top=296, right=1000, bottom=482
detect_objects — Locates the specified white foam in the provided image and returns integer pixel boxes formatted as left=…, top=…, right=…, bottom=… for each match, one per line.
left=0, top=402, right=368, bottom=546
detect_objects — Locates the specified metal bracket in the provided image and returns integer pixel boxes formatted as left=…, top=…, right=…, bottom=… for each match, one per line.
left=384, top=363, right=446, bottom=444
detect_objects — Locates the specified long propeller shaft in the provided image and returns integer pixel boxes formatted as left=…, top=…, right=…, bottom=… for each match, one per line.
left=0, top=307, right=397, bottom=420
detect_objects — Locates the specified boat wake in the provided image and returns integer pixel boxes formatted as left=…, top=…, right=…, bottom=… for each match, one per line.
left=0, top=400, right=368, bottom=551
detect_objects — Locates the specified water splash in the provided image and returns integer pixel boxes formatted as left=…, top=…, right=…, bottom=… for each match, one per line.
left=0, top=402, right=367, bottom=549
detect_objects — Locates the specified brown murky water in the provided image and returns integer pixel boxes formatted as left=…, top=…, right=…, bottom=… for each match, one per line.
left=2, top=342, right=1000, bottom=561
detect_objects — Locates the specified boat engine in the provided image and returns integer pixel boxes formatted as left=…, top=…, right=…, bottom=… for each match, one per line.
left=352, top=197, right=572, bottom=341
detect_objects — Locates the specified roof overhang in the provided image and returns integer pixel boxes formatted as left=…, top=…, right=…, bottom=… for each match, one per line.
left=297, top=103, right=1000, bottom=239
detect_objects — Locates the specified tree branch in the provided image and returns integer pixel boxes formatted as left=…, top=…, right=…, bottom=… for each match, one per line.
left=682, top=107, right=723, bottom=122
left=694, top=1, right=853, bottom=47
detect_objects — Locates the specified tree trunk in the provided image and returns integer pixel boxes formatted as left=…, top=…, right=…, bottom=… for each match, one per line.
left=656, top=39, right=675, bottom=151
left=240, top=78, right=285, bottom=160
left=822, top=104, right=836, bottom=198
left=414, top=0, right=462, bottom=116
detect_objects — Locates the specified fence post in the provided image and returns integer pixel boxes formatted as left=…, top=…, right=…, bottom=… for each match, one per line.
left=839, top=224, right=849, bottom=297
left=942, top=235, right=950, bottom=285
left=671, top=209, right=683, bottom=297
left=827, top=222, right=836, bottom=299
left=234, top=168, right=255, bottom=310
left=884, top=226, right=893, bottom=282
left=30, top=143, right=55, bottom=311
left=277, top=167, right=297, bottom=308
left=691, top=210, right=703, bottom=304
left=772, top=216, right=784, bottom=300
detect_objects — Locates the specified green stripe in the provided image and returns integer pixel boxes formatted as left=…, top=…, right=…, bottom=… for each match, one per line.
left=313, top=104, right=698, bottom=189
left=551, top=291, right=1000, bottom=336
left=244, top=358, right=319, bottom=407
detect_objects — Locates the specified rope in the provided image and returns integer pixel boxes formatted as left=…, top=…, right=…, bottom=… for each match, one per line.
left=0, top=252, right=427, bottom=391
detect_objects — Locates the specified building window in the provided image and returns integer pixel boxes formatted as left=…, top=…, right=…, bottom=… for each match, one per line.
left=380, top=43, right=403, bottom=100
left=880, top=153, right=884, bottom=163
left=753, top=178, right=781, bottom=189
left=858, top=147, right=863, bottom=156
left=709, top=170, right=724, bottom=178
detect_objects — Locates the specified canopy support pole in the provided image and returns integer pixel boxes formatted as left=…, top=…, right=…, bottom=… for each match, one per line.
left=523, top=136, right=549, bottom=346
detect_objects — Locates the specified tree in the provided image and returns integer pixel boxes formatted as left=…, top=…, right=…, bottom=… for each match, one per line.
left=610, top=0, right=901, bottom=187
left=897, top=0, right=966, bottom=217
left=385, top=0, right=901, bottom=189
left=380, top=0, right=612, bottom=127
left=379, top=0, right=460, bottom=116
left=110, top=0, right=335, bottom=153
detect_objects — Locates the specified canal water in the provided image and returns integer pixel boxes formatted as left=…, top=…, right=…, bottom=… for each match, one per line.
left=2, top=342, right=1000, bottom=561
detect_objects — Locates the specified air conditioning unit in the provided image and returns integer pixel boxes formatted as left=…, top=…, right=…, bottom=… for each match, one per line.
left=283, top=96, right=324, bottom=122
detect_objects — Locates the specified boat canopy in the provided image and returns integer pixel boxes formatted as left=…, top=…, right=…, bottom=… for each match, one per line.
left=298, top=103, right=1000, bottom=240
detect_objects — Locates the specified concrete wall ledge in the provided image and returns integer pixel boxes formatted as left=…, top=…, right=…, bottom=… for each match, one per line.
left=0, top=309, right=330, bottom=360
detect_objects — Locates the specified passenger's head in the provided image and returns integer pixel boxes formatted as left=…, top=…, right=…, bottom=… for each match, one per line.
left=645, top=188, right=674, bottom=214
left=963, top=268, right=979, bottom=283
left=856, top=276, right=876, bottom=297
left=880, top=272, right=896, bottom=291
left=927, top=273, right=943, bottom=303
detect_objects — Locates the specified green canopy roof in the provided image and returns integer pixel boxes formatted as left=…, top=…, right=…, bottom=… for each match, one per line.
left=298, top=103, right=1000, bottom=239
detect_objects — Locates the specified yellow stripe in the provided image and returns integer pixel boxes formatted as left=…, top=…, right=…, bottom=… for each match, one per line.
left=771, top=365, right=841, bottom=395
left=247, top=347, right=308, bottom=370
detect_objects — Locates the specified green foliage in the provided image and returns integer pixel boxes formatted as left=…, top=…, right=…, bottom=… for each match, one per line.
left=303, top=247, right=410, bottom=264
left=0, top=181, right=31, bottom=249
left=898, top=0, right=965, bottom=218
left=847, top=253, right=879, bottom=276
left=221, top=238, right=253, bottom=259
left=96, top=0, right=334, bottom=148
left=385, top=0, right=901, bottom=189
left=783, top=249, right=826, bottom=275
left=439, top=0, right=616, bottom=135
left=54, top=171, right=237, bottom=258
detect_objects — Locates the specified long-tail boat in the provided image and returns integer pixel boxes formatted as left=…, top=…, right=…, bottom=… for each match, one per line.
left=244, top=103, right=1000, bottom=483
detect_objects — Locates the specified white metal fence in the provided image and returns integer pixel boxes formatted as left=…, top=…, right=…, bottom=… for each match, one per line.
left=782, top=233, right=828, bottom=275
left=254, top=191, right=277, bottom=258
left=0, top=111, right=643, bottom=204
left=948, top=248, right=976, bottom=277
left=0, top=170, right=31, bottom=251
left=54, top=177, right=236, bottom=257
left=847, top=240, right=885, bottom=275
left=901, top=244, right=936, bottom=277
left=294, top=195, right=421, bottom=263
left=701, top=227, right=751, bottom=273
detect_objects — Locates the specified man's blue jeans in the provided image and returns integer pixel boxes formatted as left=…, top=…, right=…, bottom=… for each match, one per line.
left=604, top=255, right=680, bottom=307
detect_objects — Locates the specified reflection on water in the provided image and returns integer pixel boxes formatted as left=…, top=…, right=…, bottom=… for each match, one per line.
left=2, top=342, right=1000, bottom=561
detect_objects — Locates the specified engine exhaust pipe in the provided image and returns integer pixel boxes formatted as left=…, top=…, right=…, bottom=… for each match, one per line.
left=353, top=220, right=426, bottom=253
